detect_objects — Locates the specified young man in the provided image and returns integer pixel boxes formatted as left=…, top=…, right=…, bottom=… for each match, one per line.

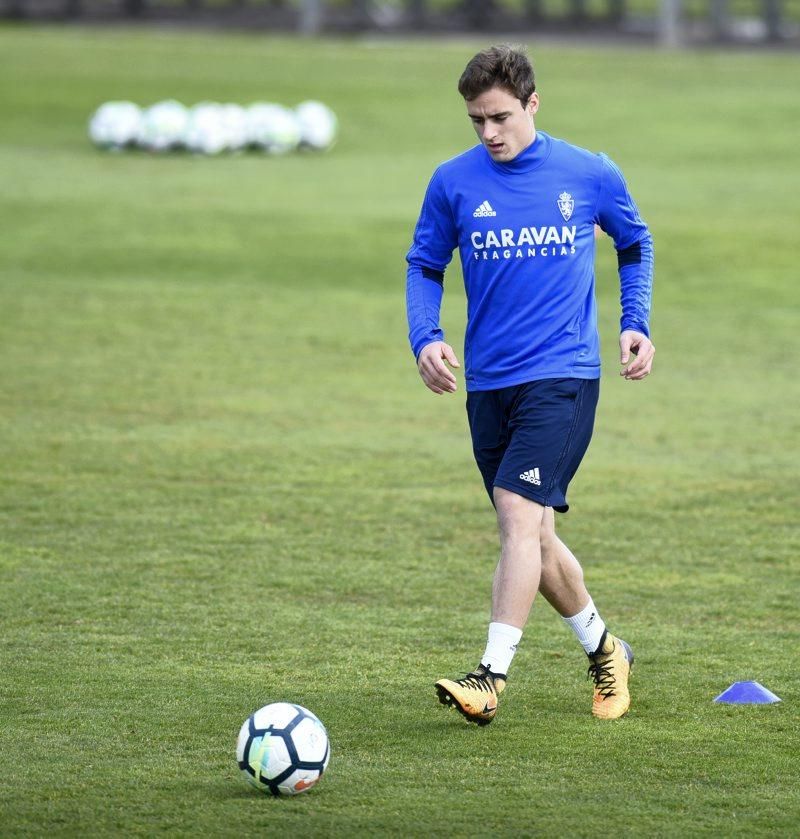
left=406, top=45, right=654, bottom=724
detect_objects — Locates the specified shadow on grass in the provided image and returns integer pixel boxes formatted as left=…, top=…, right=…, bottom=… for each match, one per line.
left=205, top=778, right=292, bottom=802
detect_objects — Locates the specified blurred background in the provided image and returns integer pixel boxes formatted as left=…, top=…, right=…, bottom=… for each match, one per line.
left=3, top=0, right=799, bottom=47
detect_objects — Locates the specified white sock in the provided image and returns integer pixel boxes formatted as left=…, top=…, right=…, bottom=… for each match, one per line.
left=480, top=622, right=522, bottom=676
left=562, top=598, right=606, bottom=655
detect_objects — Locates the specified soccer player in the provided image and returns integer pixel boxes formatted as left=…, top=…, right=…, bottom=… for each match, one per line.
left=406, top=45, right=654, bottom=724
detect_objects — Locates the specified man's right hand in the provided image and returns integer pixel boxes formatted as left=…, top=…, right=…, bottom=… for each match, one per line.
left=417, top=341, right=461, bottom=395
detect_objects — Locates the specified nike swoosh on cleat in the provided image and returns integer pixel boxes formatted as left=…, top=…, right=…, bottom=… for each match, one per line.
left=481, top=702, right=497, bottom=714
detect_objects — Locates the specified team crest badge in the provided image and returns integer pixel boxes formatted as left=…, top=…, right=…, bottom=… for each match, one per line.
left=557, top=191, right=574, bottom=221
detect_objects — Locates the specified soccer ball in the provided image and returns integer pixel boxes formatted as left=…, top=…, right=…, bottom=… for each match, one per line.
left=219, top=103, right=249, bottom=152
left=88, top=101, right=143, bottom=150
left=236, top=703, right=330, bottom=796
left=184, top=102, right=228, bottom=156
left=246, top=103, right=301, bottom=155
left=139, top=100, right=189, bottom=152
left=294, top=100, right=338, bottom=151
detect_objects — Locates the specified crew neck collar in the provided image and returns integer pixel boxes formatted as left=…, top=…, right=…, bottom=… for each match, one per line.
left=487, top=130, right=552, bottom=174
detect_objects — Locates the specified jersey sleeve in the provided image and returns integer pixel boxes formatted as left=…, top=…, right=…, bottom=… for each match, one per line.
left=405, top=168, right=459, bottom=359
left=594, top=154, right=654, bottom=338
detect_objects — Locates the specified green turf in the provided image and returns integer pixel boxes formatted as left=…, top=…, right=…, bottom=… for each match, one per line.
left=1, top=26, right=799, bottom=837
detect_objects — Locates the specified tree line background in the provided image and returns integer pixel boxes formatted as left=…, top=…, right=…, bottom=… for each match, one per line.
left=2, top=0, right=798, bottom=46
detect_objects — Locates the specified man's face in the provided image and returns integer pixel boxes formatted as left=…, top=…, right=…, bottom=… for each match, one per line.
left=466, top=86, right=539, bottom=162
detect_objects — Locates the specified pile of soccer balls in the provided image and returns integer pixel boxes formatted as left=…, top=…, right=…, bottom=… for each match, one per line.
left=88, top=99, right=337, bottom=155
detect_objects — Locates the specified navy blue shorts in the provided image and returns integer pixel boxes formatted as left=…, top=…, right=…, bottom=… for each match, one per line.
left=466, top=378, right=599, bottom=513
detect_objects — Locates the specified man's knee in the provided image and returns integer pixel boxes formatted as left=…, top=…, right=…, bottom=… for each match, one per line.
left=539, top=506, right=558, bottom=556
left=493, top=487, right=545, bottom=538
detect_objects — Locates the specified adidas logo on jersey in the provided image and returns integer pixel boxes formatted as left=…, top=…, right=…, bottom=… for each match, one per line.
left=473, top=200, right=497, bottom=218
left=520, top=468, right=541, bottom=486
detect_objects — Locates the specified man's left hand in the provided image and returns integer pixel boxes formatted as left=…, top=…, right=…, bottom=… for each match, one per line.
left=619, top=330, right=655, bottom=380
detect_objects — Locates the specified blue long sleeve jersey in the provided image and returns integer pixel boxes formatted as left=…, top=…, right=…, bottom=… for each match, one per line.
left=406, top=131, right=653, bottom=391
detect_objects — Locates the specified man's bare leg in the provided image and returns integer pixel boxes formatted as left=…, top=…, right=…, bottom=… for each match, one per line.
left=538, top=505, right=607, bottom=652
left=434, top=487, right=542, bottom=722
left=490, top=487, right=545, bottom=627
left=538, top=506, right=591, bottom=618
left=537, top=506, right=634, bottom=719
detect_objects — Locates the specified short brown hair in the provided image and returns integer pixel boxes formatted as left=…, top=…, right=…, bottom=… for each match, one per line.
left=457, top=44, right=536, bottom=107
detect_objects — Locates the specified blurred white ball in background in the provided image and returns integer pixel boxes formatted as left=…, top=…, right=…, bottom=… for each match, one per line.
left=88, top=101, right=143, bottom=150
left=246, top=103, right=301, bottom=155
left=295, top=100, right=338, bottom=151
left=245, top=102, right=279, bottom=148
left=184, top=102, right=228, bottom=155
left=219, top=104, right=249, bottom=152
left=139, top=100, right=189, bottom=152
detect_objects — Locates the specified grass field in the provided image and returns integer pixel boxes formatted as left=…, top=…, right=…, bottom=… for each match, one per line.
left=1, top=26, right=799, bottom=837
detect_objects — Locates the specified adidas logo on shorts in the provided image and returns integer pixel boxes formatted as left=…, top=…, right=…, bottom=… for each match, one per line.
left=520, top=468, right=541, bottom=486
